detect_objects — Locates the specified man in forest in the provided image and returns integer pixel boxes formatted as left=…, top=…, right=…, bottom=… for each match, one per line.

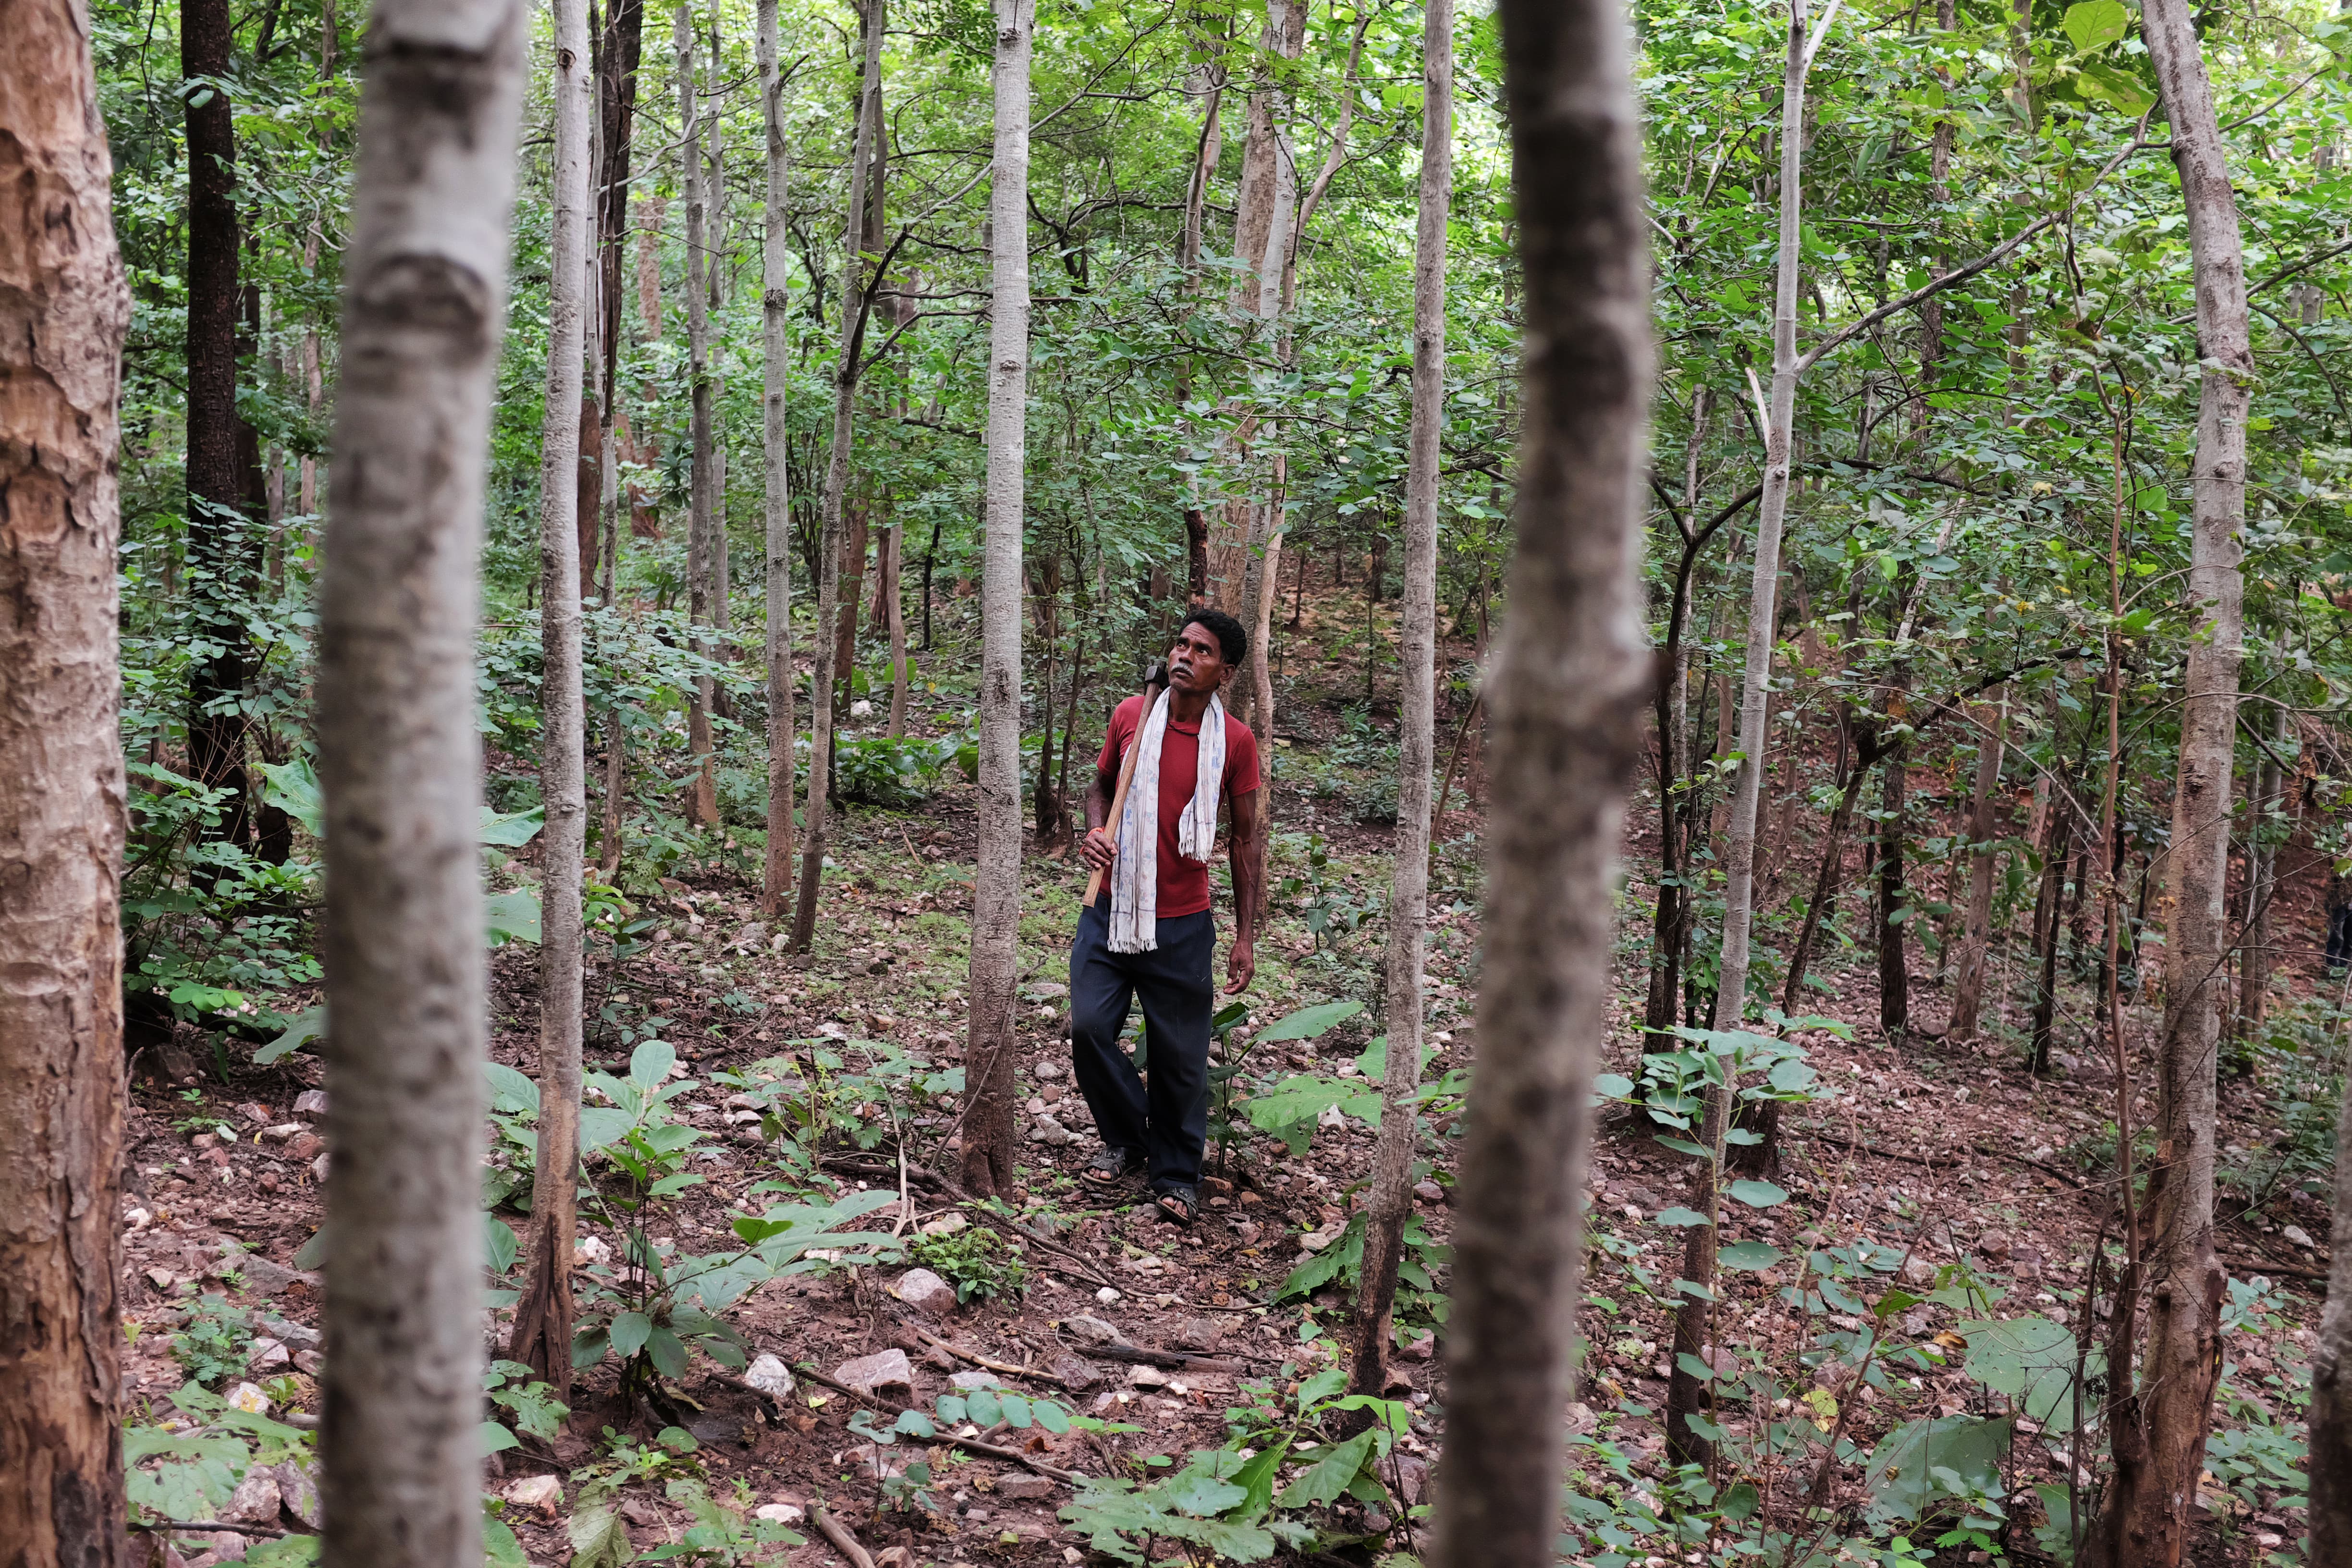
left=1070, top=609, right=1262, bottom=1227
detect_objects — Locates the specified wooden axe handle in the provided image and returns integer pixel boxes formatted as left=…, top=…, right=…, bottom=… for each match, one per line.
left=1082, top=723, right=1144, bottom=908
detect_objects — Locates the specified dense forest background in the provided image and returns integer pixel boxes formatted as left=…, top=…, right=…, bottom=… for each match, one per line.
left=57, top=0, right=2352, bottom=1560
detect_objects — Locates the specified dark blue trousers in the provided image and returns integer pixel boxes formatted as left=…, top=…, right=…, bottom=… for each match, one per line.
left=1068, top=896, right=1215, bottom=1192
left=2329, top=903, right=2352, bottom=972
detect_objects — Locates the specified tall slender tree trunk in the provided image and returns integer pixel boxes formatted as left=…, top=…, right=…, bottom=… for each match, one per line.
left=315, top=0, right=525, bottom=1559
left=2313, top=1051, right=2352, bottom=1558
left=884, top=520, right=908, bottom=734
left=961, top=0, right=1032, bottom=1197
left=790, top=0, right=885, bottom=951
left=1876, top=743, right=1910, bottom=1031
left=1948, top=691, right=2007, bottom=1038
left=2028, top=792, right=2073, bottom=1073
left=0, top=14, right=131, bottom=1558
left=184, top=0, right=254, bottom=855
left=511, top=0, right=593, bottom=1393
left=1350, top=0, right=1449, bottom=1402
left=1425, top=0, right=1649, bottom=1561
left=2092, top=0, right=2250, bottom=1556
left=2238, top=699, right=2287, bottom=1031
left=678, top=1, right=720, bottom=825
left=758, top=0, right=796, bottom=919
left=1669, top=0, right=1828, bottom=1468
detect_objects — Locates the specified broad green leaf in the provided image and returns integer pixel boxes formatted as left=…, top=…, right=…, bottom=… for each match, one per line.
left=1719, top=1240, right=1781, bottom=1271
left=258, top=757, right=324, bottom=837
left=254, top=1003, right=327, bottom=1066
left=1161, top=1469, right=1249, bottom=1516
left=966, top=1387, right=1004, bottom=1428
left=567, top=1500, right=633, bottom=1568
left=1255, top=1000, right=1364, bottom=1043
left=579, top=1107, right=634, bottom=1151
left=1727, top=1179, right=1789, bottom=1208
left=647, top=1328, right=688, bottom=1378
left=486, top=1062, right=540, bottom=1115
left=480, top=804, right=546, bottom=847
left=629, top=1040, right=678, bottom=1090
left=484, top=1216, right=518, bottom=1275
left=485, top=1519, right=530, bottom=1568
left=1654, top=1136, right=1713, bottom=1159
left=1034, top=1399, right=1072, bottom=1433
left=999, top=1393, right=1035, bottom=1429
left=485, top=888, right=542, bottom=947
left=1653, top=1206, right=1709, bottom=1227
left=1276, top=1428, right=1376, bottom=1508
left=608, top=1311, right=653, bottom=1358
left=2062, top=0, right=2128, bottom=51
left=482, top=1419, right=520, bottom=1453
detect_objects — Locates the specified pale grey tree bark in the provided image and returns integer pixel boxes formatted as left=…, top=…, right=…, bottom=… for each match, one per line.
left=677, top=0, right=719, bottom=825
left=1947, top=690, right=2007, bottom=1039
left=0, top=11, right=132, bottom=1557
left=2315, top=1052, right=2352, bottom=1558
left=1349, top=0, right=1450, bottom=1401
left=961, top=0, right=1033, bottom=1196
left=790, top=0, right=885, bottom=951
left=2091, top=0, right=2249, bottom=1558
left=758, top=0, right=796, bottom=919
left=511, top=0, right=593, bottom=1392
left=315, top=0, right=525, bottom=1558
left=1424, top=0, right=1651, bottom=1558
left=1667, top=0, right=1835, bottom=1464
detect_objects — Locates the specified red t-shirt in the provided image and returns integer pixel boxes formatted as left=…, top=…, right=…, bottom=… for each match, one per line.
left=1097, top=694, right=1262, bottom=919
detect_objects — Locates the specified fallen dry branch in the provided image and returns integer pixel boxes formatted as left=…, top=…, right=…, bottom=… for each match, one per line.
left=810, top=1504, right=878, bottom=1568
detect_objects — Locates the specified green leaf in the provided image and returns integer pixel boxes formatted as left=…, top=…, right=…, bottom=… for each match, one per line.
left=1254, top=1000, right=1364, bottom=1043
left=1727, top=1179, right=1789, bottom=1209
left=485, top=1062, right=541, bottom=1115
left=1275, top=1428, right=1376, bottom=1508
left=482, top=1419, right=521, bottom=1453
left=254, top=1003, right=327, bottom=1065
left=2062, top=0, right=2128, bottom=51
left=258, top=756, right=323, bottom=837
left=936, top=1394, right=968, bottom=1424
left=1654, top=1136, right=1714, bottom=1159
left=485, top=1519, right=531, bottom=1568
left=999, top=1392, right=1035, bottom=1429
left=567, top=1500, right=633, bottom=1568
left=579, top=1107, right=634, bottom=1151
left=646, top=1326, right=688, bottom=1379
left=1719, top=1240, right=1782, bottom=1271
left=966, top=1386, right=1004, bottom=1429
left=480, top=804, right=546, bottom=847
left=484, top=1216, right=518, bottom=1275
left=485, top=888, right=543, bottom=947
left=1162, top=1470, right=1250, bottom=1516
left=1033, top=1399, right=1072, bottom=1434
left=1677, top=1352, right=1721, bottom=1383
left=630, top=1039, right=677, bottom=1090
left=1653, top=1207, right=1710, bottom=1227
left=608, top=1311, right=653, bottom=1358
left=1593, top=1073, right=1638, bottom=1099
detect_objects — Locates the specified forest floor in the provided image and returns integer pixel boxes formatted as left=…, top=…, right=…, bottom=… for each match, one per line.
left=118, top=591, right=2333, bottom=1567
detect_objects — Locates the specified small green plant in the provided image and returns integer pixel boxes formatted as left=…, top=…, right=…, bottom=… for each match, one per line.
left=909, top=1224, right=1029, bottom=1304
left=481, top=1359, right=568, bottom=1452
left=1059, top=1364, right=1412, bottom=1564
left=170, top=1294, right=254, bottom=1388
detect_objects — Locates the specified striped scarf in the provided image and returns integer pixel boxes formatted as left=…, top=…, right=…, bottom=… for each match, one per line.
left=1106, top=688, right=1227, bottom=954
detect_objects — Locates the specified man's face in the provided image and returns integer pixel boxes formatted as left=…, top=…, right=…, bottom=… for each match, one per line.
left=1167, top=621, right=1231, bottom=693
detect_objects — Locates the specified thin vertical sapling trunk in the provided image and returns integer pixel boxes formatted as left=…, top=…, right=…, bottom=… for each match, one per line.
left=759, top=0, right=796, bottom=919
left=677, top=0, right=719, bottom=825
left=1423, top=0, right=1652, bottom=1560
left=1350, top=0, right=1450, bottom=1401
left=961, top=0, right=1033, bottom=1196
left=790, top=0, right=886, bottom=951
left=2090, top=0, right=2249, bottom=1551
left=314, top=0, right=526, bottom=1558
left=0, top=9, right=133, bottom=1556
left=1948, top=690, right=2008, bottom=1039
left=511, top=0, right=594, bottom=1393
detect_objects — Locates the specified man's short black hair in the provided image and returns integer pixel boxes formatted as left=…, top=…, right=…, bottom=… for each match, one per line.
left=1179, top=607, right=1249, bottom=668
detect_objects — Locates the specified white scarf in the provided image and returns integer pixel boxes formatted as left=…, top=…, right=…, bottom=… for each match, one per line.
left=1106, top=688, right=1227, bottom=954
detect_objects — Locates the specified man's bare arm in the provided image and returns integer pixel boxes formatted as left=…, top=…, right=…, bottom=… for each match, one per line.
left=1225, top=787, right=1262, bottom=993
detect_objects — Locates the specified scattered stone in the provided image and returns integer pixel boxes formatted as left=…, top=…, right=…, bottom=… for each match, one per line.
left=950, top=1369, right=1004, bottom=1391
left=1413, top=1180, right=1446, bottom=1204
left=502, top=1474, right=563, bottom=1516
left=874, top=1548, right=915, bottom=1568
left=1063, top=1314, right=1125, bottom=1348
left=1171, top=1317, right=1224, bottom=1352
left=920, top=1213, right=968, bottom=1237
left=145, top=1266, right=178, bottom=1290
left=894, top=1268, right=959, bottom=1316
left=308, top=1152, right=331, bottom=1183
left=293, top=1090, right=329, bottom=1118
left=754, top=1501, right=806, bottom=1523
left=226, top=1468, right=281, bottom=1522
left=1392, top=1455, right=1430, bottom=1503
left=293, top=1348, right=324, bottom=1377
left=744, top=1352, right=796, bottom=1401
left=1051, top=1352, right=1100, bottom=1390
left=1230, top=1220, right=1261, bottom=1245
left=1094, top=1286, right=1121, bottom=1305
left=2286, top=1224, right=2317, bottom=1249
left=997, top=1473, right=1056, bottom=1500
left=834, top=1348, right=915, bottom=1399
left=238, top=1258, right=313, bottom=1298
left=1027, top=1115, right=1076, bottom=1147
left=225, top=1383, right=270, bottom=1415
left=246, top=1338, right=292, bottom=1373
left=1033, top=1061, right=1065, bottom=1080
left=273, top=1460, right=321, bottom=1529
left=1899, top=1255, right=1936, bottom=1286
left=573, top=1235, right=612, bottom=1268
left=1399, top=1333, right=1435, bottom=1362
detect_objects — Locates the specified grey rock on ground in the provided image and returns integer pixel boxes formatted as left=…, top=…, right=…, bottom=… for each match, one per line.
left=894, top=1267, right=959, bottom=1316
left=834, top=1347, right=914, bottom=1398
left=745, top=1352, right=796, bottom=1400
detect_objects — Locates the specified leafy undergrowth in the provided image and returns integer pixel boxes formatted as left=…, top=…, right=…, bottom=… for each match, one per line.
left=116, top=669, right=2330, bottom=1568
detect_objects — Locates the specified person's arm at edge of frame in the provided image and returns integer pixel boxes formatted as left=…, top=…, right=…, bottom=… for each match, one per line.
left=1225, top=783, right=1260, bottom=995
left=1080, top=749, right=1119, bottom=875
